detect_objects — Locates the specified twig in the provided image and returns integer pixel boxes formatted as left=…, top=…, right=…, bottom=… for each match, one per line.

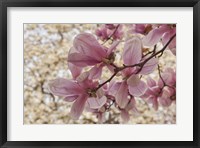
left=102, top=24, right=120, bottom=45
left=94, top=34, right=176, bottom=92
left=157, top=64, right=176, bottom=90
left=142, top=44, right=157, bottom=58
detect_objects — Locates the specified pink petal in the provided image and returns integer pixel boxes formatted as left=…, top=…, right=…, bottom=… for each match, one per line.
left=126, top=98, right=136, bottom=111
left=158, top=73, right=172, bottom=88
left=131, top=24, right=146, bottom=34
left=158, top=89, right=172, bottom=107
left=48, top=78, right=83, bottom=97
left=95, top=29, right=102, bottom=37
left=113, top=25, right=124, bottom=40
left=73, top=33, right=107, bottom=61
left=127, top=74, right=141, bottom=87
left=87, top=96, right=107, bottom=109
left=121, top=110, right=130, bottom=123
left=68, top=63, right=82, bottom=79
left=146, top=77, right=156, bottom=87
left=105, top=24, right=116, bottom=30
left=170, top=48, right=176, bottom=55
left=162, top=28, right=176, bottom=49
left=139, top=58, right=158, bottom=75
left=76, top=71, right=89, bottom=82
left=64, top=95, right=79, bottom=102
left=107, top=41, right=120, bottom=55
left=143, top=25, right=169, bottom=47
left=68, top=52, right=100, bottom=67
left=151, top=96, right=159, bottom=110
left=96, top=87, right=105, bottom=98
left=151, top=86, right=161, bottom=94
left=67, top=47, right=82, bottom=79
left=108, top=81, right=121, bottom=96
left=144, top=88, right=156, bottom=96
left=123, top=37, right=142, bottom=65
left=128, top=75, right=147, bottom=96
left=70, top=95, right=88, bottom=120
left=97, top=112, right=105, bottom=124
left=106, top=64, right=115, bottom=73
left=146, top=96, right=158, bottom=110
left=115, top=81, right=129, bottom=108
left=88, top=64, right=104, bottom=80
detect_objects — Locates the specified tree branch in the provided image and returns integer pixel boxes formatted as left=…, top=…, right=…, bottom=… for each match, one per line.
left=102, top=24, right=120, bottom=45
left=94, top=34, right=176, bottom=91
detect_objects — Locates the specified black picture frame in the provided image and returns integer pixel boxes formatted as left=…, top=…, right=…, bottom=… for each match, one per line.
left=0, top=0, right=199, bottom=147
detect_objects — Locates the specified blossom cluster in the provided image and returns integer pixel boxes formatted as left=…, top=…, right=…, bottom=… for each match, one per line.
left=48, top=24, right=176, bottom=123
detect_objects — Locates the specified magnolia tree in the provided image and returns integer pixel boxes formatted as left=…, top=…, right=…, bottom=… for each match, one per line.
left=48, top=24, right=176, bottom=123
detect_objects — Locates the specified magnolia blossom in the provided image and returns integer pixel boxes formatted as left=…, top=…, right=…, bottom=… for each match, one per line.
left=48, top=72, right=107, bottom=120
left=47, top=24, right=176, bottom=123
left=68, top=33, right=119, bottom=79
left=120, top=99, right=139, bottom=123
left=95, top=24, right=123, bottom=41
left=113, top=36, right=158, bottom=108
left=158, top=68, right=176, bottom=106
left=142, top=24, right=176, bottom=55
left=142, top=68, right=176, bottom=110
left=130, top=24, right=153, bottom=35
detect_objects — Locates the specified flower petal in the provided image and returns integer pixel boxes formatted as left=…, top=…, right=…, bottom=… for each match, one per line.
left=70, top=95, right=88, bottom=120
left=68, top=63, right=82, bottom=79
left=146, top=77, right=156, bottom=87
left=87, top=96, right=107, bottom=109
left=88, top=64, right=104, bottom=80
left=115, top=81, right=129, bottom=108
left=76, top=71, right=90, bottom=82
left=73, top=33, right=107, bottom=61
left=126, top=98, right=136, bottom=111
left=108, top=81, right=121, bottom=96
left=121, top=110, right=130, bottom=123
left=107, top=41, right=120, bottom=55
left=143, top=25, right=169, bottom=47
left=128, top=76, right=147, bottom=97
left=64, top=95, right=79, bottom=102
left=150, top=96, right=159, bottom=110
left=162, top=28, right=176, bottom=49
left=131, top=24, right=146, bottom=34
left=139, top=58, right=158, bottom=75
left=68, top=52, right=100, bottom=67
left=158, top=73, right=172, bottom=88
left=127, top=74, right=141, bottom=87
left=158, top=89, right=172, bottom=107
left=97, top=112, right=105, bottom=124
left=48, top=78, right=83, bottom=97
left=123, top=37, right=142, bottom=65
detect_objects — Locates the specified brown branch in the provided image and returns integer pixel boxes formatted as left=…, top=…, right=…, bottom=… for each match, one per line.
left=157, top=64, right=166, bottom=86
left=157, top=64, right=176, bottom=90
left=94, top=71, right=119, bottom=91
left=94, top=34, right=176, bottom=92
left=142, top=44, right=157, bottom=58
left=102, top=24, right=120, bottom=45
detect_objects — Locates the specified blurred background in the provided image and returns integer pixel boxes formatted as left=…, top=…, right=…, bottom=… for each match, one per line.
left=24, top=24, right=176, bottom=124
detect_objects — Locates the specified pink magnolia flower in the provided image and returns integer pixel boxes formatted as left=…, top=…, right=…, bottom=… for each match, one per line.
left=113, top=37, right=158, bottom=108
left=120, top=98, right=139, bottom=123
left=141, top=77, right=162, bottom=110
left=130, top=24, right=153, bottom=35
left=158, top=68, right=176, bottom=106
left=48, top=72, right=107, bottom=120
left=95, top=24, right=123, bottom=41
left=85, top=83, right=116, bottom=123
left=142, top=68, right=176, bottom=110
left=68, top=33, right=119, bottom=79
left=85, top=105, right=107, bottom=123
left=142, top=24, right=176, bottom=55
